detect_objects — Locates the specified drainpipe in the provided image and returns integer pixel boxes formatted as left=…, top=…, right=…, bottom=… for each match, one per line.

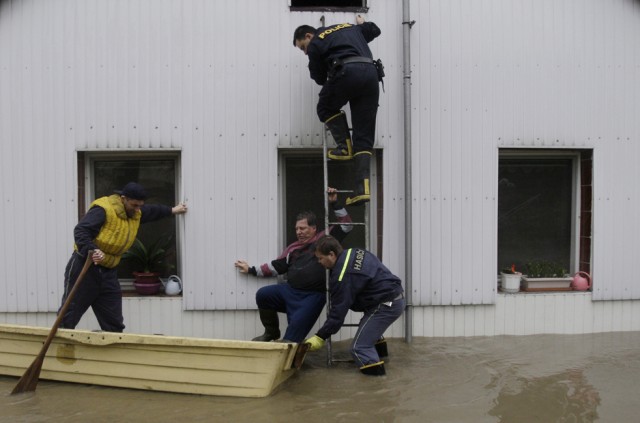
left=402, top=0, right=415, bottom=343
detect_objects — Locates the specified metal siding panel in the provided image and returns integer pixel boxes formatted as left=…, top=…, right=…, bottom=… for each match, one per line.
left=46, top=1, right=66, bottom=311
left=2, top=0, right=640, bottom=327
left=0, top=0, right=18, bottom=313
left=450, top=307, right=463, bottom=337
left=1, top=2, right=11, bottom=312
left=17, top=0, right=37, bottom=312
left=33, top=1, right=52, bottom=312
left=442, top=307, right=454, bottom=336
left=439, top=0, right=454, bottom=306
left=514, top=295, right=527, bottom=335
left=431, top=306, right=445, bottom=337
left=560, top=294, right=574, bottom=334
left=412, top=0, right=500, bottom=306
left=4, top=296, right=640, bottom=339
left=502, top=294, right=516, bottom=334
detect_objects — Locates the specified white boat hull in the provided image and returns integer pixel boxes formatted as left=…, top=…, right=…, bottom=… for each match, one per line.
left=0, top=324, right=300, bottom=397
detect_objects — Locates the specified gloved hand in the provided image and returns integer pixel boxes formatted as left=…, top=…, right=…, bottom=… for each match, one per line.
left=305, top=335, right=325, bottom=351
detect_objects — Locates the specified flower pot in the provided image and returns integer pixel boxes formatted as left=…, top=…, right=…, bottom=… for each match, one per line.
left=522, top=276, right=572, bottom=292
left=132, top=272, right=161, bottom=295
left=133, top=271, right=161, bottom=284
left=500, top=273, right=521, bottom=293
left=133, top=281, right=161, bottom=295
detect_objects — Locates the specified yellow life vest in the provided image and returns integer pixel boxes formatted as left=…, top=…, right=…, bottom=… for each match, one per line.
left=75, top=194, right=141, bottom=268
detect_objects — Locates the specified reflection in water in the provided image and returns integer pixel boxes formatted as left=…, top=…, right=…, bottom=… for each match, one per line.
left=489, top=369, right=600, bottom=423
left=1, top=332, right=639, bottom=423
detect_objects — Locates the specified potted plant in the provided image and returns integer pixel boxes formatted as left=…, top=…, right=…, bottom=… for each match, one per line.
left=499, top=264, right=522, bottom=293
left=521, top=260, right=572, bottom=291
left=122, top=235, right=173, bottom=295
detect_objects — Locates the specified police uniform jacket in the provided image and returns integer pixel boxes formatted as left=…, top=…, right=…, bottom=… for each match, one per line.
left=307, top=22, right=381, bottom=85
left=316, top=248, right=403, bottom=340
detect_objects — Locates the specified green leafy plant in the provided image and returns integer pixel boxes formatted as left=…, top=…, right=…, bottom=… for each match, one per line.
left=122, top=235, right=173, bottom=274
left=524, top=260, right=567, bottom=278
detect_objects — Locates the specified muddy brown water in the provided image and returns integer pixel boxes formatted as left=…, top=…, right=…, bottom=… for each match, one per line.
left=2, top=333, right=639, bottom=422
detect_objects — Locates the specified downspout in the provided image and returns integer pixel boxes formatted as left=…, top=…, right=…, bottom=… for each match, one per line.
left=402, top=0, right=415, bottom=343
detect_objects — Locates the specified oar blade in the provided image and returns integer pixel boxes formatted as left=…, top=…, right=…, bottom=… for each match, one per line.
left=292, top=343, right=310, bottom=369
left=10, top=251, right=94, bottom=395
left=11, top=357, right=44, bottom=395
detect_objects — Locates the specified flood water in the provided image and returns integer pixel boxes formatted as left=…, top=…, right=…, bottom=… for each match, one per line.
left=2, top=332, right=640, bottom=422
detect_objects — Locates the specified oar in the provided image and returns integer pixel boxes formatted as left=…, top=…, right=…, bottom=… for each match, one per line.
left=11, top=251, right=94, bottom=395
left=292, top=342, right=310, bottom=370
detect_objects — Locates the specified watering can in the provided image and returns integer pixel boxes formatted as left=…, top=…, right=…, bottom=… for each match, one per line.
left=571, top=271, right=591, bottom=291
left=162, top=275, right=182, bottom=295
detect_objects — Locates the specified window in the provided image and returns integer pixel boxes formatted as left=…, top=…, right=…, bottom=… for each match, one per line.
left=281, top=151, right=381, bottom=254
left=290, top=0, right=367, bottom=12
left=78, top=152, right=181, bottom=287
left=497, top=149, right=592, bottom=277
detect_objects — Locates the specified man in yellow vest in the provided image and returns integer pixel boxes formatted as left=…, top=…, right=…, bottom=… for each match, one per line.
left=59, top=182, right=187, bottom=332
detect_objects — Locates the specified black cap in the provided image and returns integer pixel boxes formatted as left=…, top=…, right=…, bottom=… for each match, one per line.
left=115, top=182, right=148, bottom=200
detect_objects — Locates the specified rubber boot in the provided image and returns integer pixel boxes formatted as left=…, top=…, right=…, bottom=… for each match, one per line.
left=374, top=337, right=388, bottom=358
left=252, top=309, right=281, bottom=342
left=346, top=151, right=372, bottom=206
left=360, top=361, right=386, bottom=376
left=325, top=111, right=354, bottom=161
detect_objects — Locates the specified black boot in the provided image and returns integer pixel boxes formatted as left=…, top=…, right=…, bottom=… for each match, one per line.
left=325, top=111, right=353, bottom=161
left=252, top=309, right=281, bottom=342
left=360, top=361, right=386, bottom=376
left=374, top=337, right=388, bottom=358
left=346, top=151, right=372, bottom=206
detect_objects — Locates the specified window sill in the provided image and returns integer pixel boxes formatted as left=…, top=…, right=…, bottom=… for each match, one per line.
left=121, top=292, right=182, bottom=298
left=498, top=290, right=591, bottom=295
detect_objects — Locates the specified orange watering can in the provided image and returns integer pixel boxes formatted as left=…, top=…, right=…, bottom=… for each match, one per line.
left=571, top=271, right=591, bottom=291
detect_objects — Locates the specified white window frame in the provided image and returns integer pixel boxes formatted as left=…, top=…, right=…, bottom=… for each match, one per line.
left=498, top=149, right=582, bottom=276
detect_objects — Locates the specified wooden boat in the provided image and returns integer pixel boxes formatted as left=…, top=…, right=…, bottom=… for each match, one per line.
left=0, top=323, right=304, bottom=397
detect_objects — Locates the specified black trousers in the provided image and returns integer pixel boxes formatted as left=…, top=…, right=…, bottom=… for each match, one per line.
left=317, top=63, right=380, bottom=152
left=59, top=252, right=125, bottom=332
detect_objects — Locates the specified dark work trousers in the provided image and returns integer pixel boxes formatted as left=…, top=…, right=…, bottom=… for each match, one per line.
left=255, top=283, right=326, bottom=342
left=316, top=63, right=380, bottom=153
left=59, top=252, right=125, bottom=332
left=351, top=297, right=405, bottom=367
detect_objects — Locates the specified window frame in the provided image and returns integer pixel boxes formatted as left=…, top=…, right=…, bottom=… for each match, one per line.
left=278, top=148, right=381, bottom=256
left=289, top=0, right=368, bottom=12
left=497, top=149, right=585, bottom=278
left=79, top=150, right=183, bottom=291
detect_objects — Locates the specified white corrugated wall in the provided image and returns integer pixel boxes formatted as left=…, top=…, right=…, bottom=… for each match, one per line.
left=0, top=0, right=409, bottom=313
left=410, top=0, right=640, bottom=306
left=2, top=0, right=640, bottom=339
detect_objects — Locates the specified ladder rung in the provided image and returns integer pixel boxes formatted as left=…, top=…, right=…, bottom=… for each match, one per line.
left=323, top=122, right=371, bottom=367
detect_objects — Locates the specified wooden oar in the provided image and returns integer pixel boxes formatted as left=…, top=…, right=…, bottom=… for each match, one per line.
left=292, top=342, right=310, bottom=370
left=11, top=251, right=94, bottom=395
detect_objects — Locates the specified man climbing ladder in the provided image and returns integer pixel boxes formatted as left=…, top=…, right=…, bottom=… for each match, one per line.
left=293, top=14, right=385, bottom=206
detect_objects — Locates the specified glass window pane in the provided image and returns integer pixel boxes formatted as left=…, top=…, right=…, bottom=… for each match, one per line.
left=285, top=155, right=366, bottom=250
left=291, top=0, right=365, bottom=8
left=498, top=158, right=573, bottom=273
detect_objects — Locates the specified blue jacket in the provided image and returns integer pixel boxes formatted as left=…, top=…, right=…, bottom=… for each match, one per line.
left=307, top=21, right=381, bottom=85
left=316, top=248, right=403, bottom=339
